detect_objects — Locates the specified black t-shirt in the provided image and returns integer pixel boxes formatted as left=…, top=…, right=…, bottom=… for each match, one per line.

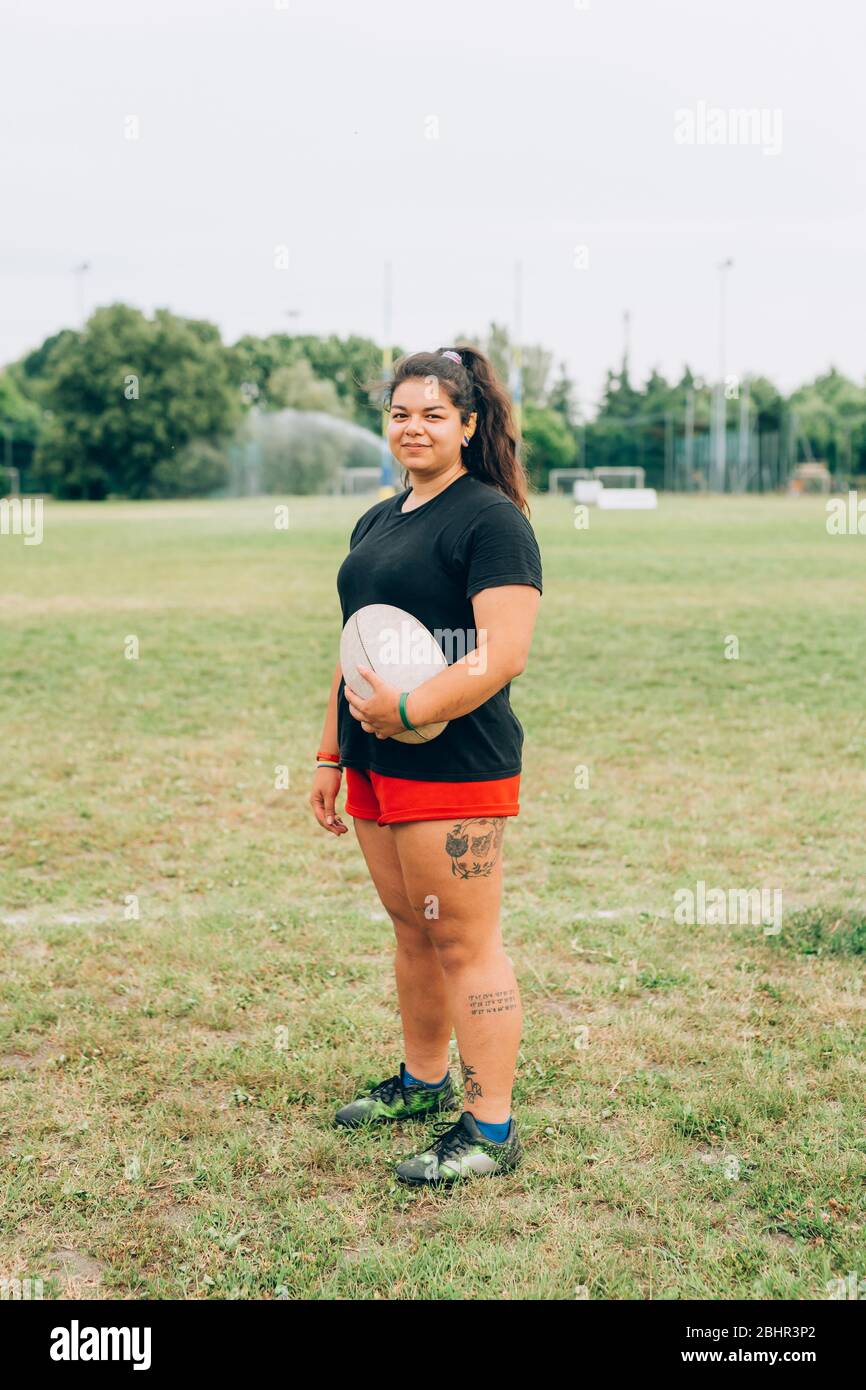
left=336, top=471, right=543, bottom=781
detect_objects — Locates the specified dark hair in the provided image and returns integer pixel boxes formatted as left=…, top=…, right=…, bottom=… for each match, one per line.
left=371, top=344, right=532, bottom=517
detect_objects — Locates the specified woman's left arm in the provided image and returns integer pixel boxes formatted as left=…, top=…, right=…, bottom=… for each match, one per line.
left=344, top=585, right=541, bottom=737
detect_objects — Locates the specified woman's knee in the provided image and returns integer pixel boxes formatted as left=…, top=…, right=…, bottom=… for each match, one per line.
left=391, top=911, right=435, bottom=954
left=426, top=929, right=491, bottom=975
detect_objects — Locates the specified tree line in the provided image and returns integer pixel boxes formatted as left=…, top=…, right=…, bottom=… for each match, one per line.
left=1, top=302, right=864, bottom=498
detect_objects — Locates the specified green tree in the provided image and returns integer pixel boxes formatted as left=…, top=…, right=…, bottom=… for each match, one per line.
left=521, top=403, right=578, bottom=489
left=230, top=332, right=386, bottom=430
left=0, top=369, right=41, bottom=434
left=521, top=345, right=554, bottom=408
left=0, top=369, right=42, bottom=489
left=34, top=304, right=240, bottom=498
left=482, top=323, right=512, bottom=387
left=266, top=358, right=349, bottom=415
left=547, top=360, right=581, bottom=430
left=150, top=439, right=230, bottom=498
left=743, top=374, right=783, bottom=431
left=789, top=368, right=866, bottom=475
left=8, top=329, right=79, bottom=406
left=585, top=364, right=648, bottom=476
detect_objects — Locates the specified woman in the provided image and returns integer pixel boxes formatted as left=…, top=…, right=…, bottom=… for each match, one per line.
left=310, top=345, right=542, bottom=1186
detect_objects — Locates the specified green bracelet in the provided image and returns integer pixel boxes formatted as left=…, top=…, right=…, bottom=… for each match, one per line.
left=399, top=691, right=419, bottom=732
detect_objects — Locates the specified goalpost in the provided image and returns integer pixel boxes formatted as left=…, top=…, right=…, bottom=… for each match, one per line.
left=549, top=466, right=646, bottom=493
left=548, top=469, right=593, bottom=495
left=336, top=467, right=382, bottom=496
left=591, top=466, right=645, bottom=489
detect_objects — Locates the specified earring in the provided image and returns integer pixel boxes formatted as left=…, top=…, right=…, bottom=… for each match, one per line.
left=463, top=434, right=470, bottom=446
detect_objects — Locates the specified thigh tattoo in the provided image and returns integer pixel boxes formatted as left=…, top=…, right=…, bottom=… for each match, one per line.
left=444, top=816, right=505, bottom=879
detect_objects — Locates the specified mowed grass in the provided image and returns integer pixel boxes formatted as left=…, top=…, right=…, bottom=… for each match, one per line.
left=1, top=492, right=864, bottom=1301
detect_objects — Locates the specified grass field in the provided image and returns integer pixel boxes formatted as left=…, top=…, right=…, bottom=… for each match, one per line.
left=1, top=492, right=864, bottom=1301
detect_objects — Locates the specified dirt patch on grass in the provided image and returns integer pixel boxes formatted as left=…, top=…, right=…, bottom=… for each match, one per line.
left=188, top=1028, right=251, bottom=1048
left=538, top=996, right=589, bottom=1021
left=159, top=1203, right=196, bottom=1231
left=42, top=1248, right=106, bottom=1296
left=768, top=1230, right=799, bottom=1249
left=2, top=907, right=120, bottom=927
left=0, top=1042, right=62, bottom=1072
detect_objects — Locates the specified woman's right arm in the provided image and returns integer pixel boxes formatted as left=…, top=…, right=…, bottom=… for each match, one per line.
left=309, top=660, right=349, bottom=836
left=319, top=659, right=343, bottom=761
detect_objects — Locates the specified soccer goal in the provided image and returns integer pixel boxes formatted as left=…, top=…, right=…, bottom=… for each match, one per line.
left=591, top=466, right=645, bottom=489
left=548, top=468, right=593, bottom=495
left=337, top=468, right=382, bottom=496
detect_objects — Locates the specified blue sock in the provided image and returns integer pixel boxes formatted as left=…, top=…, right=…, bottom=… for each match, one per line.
left=474, top=1115, right=511, bottom=1143
left=403, top=1065, right=449, bottom=1089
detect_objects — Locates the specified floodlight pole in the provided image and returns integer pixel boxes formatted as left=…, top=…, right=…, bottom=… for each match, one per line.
left=380, top=261, right=396, bottom=493
left=512, top=259, right=523, bottom=440
left=382, top=259, right=392, bottom=439
left=713, top=258, right=734, bottom=490
left=737, top=378, right=751, bottom=492
left=684, top=385, right=695, bottom=492
left=73, top=261, right=90, bottom=328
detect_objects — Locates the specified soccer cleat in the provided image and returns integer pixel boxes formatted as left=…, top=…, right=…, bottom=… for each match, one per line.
left=394, top=1110, right=522, bottom=1185
left=334, top=1062, right=456, bottom=1128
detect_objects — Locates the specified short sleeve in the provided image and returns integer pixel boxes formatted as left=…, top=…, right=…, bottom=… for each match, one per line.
left=349, top=512, right=371, bottom=550
left=452, top=502, right=543, bottom=601
left=349, top=496, right=389, bottom=550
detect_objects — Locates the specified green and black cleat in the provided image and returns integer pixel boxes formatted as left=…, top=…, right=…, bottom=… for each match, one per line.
left=334, top=1062, right=456, bottom=1129
left=394, top=1111, right=522, bottom=1186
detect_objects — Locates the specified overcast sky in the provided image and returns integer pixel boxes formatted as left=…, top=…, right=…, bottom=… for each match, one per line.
left=2, top=0, right=864, bottom=413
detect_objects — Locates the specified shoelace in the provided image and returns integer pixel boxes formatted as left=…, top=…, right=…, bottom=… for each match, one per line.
left=426, top=1119, right=473, bottom=1161
left=360, top=1074, right=404, bottom=1105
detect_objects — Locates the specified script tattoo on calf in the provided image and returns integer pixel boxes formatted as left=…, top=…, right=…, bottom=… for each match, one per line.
left=468, top=988, right=517, bottom=1017
left=460, top=1056, right=484, bottom=1103
left=444, top=817, right=505, bottom=879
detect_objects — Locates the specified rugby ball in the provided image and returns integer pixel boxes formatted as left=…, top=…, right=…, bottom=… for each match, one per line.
left=340, top=603, right=449, bottom=744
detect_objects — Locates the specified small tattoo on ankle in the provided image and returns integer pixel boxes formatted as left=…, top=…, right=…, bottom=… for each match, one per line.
left=460, top=1057, right=484, bottom=1102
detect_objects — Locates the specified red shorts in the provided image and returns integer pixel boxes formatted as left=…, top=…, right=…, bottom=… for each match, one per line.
left=343, top=766, right=520, bottom=827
